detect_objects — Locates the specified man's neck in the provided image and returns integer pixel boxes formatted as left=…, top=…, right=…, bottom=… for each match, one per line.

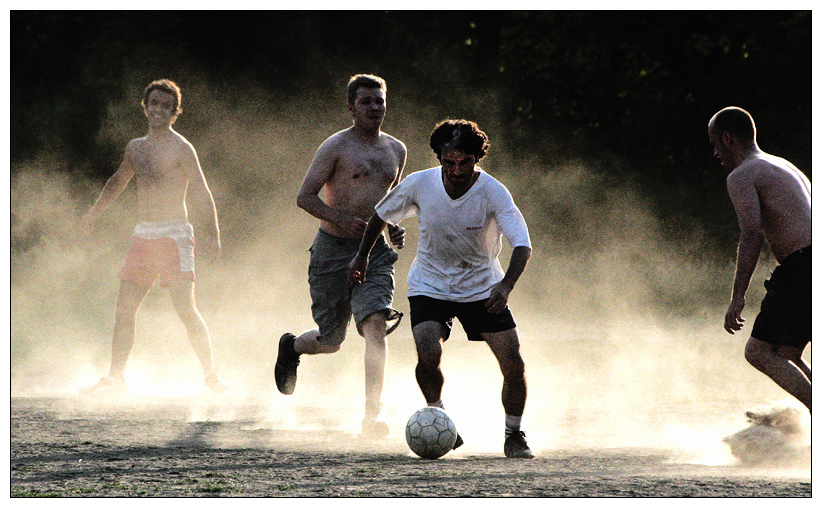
left=147, top=124, right=174, bottom=138
left=351, top=124, right=381, bottom=142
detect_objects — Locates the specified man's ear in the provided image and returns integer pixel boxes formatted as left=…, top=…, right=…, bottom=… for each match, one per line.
left=722, top=131, right=735, bottom=146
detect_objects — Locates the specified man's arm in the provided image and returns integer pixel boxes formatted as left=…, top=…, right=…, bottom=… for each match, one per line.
left=80, top=143, right=136, bottom=234
left=386, top=141, right=408, bottom=248
left=348, top=212, right=389, bottom=286
left=182, top=142, right=221, bottom=255
left=486, top=246, right=532, bottom=314
left=724, top=168, right=764, bottom=334
left=297, top=138, right=368, bottom=237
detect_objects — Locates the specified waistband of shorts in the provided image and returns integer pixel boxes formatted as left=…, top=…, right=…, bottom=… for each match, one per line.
left=781, top=245, right=811, bottom=265
left=316, top=228, right=386, bottom=248
left=133, top=219, right=193, bottom=239
left=136, top=218, right=191, bottom=229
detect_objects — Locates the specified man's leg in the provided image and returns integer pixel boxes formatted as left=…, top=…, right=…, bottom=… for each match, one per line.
left=168, top=280, right=226, bottom=392
left=745, top=336, right=811, bottom=412
left=109, top=280, right=152, bottom=379
left=483, top=328, right=534, bottom=458
left=412, top=321, right=447, bottom=404
left=294, top=329, right=343, bottom=355
left=358, top=311, right=388, bottom=420
left=483, top=329, right=527, bottom=418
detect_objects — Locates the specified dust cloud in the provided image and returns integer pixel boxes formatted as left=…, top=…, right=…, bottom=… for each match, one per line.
left=9, top=76, right=810, bottom=468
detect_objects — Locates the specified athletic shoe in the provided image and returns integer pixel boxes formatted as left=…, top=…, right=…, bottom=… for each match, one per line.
left=453, top=432, right=464, bottom=450
left=205, top=370, right=229, bottom=394
left=504, top=430, right=535, bottom=458
left=79, top=376, right=126, bottom=396
left=275, top=333, right=300, bottom=395
left=361, top=418, right=390, bottom=439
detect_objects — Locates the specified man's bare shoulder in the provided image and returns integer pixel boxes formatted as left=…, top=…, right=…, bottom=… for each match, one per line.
left=380, top=131, right=408, bottom=155
left=320, top=128, right=357, bottom=150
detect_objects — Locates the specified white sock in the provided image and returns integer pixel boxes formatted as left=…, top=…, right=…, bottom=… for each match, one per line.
left=428, top=400, right=445, bottom=409
left=505, top=414, right=522, bottom=436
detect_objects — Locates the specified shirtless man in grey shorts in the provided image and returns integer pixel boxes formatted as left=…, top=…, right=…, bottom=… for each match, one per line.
left=709, top=106, right=811, bottom=413
left=276, top=74, right=407, bottom=437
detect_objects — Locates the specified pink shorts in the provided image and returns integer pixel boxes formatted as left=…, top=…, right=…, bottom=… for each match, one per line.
left=119, top=219, right=195, bottom=287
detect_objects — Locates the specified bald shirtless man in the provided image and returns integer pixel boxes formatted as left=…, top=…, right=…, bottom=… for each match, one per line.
left=275, top=74, right=407, bottom=437
left=80, top=79, right=227, bottom=395
left=709, top=106, right=811, bottom=412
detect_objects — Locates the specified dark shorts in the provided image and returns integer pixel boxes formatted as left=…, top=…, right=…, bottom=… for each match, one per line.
left=308, top=229, right=400, bottom=347
left=409, top=295, right=517, bottom=342
left=751, top=245, right=811, bottom=349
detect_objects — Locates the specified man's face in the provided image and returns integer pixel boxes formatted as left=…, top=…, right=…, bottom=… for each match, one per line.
left=144, top=89, right=177, bottom=127
left=708, top=129, right=737, bottom=168
left=440, top=147, right=477, bottom=188
left=349, top=87, right=386, bottom=130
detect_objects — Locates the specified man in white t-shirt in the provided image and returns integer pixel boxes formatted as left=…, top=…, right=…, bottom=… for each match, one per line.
left=349, top=120, right=535, bottom=458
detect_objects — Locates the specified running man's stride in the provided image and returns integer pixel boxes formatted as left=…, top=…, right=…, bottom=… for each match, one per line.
left=349, top=120, right=535, bottom=458
left=709, top=106, right=811, bottom=413
left=80, top=79, right=227, bottom=395
left=275, top=74, right=407, bottom=437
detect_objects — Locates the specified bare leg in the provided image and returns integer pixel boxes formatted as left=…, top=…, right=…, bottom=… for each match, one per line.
left=483, top=328, right=527, bottom=417
left=108, top=281, right=152, bottom=379
left=358, top=311, right=388, bottom=418
left=168, top=280, right=215, bottom=375
left=745, top=336, right=811, bottom=412
left=412, top=321, right=447, bottom=404
left=294, top=329, right=342, bottom=355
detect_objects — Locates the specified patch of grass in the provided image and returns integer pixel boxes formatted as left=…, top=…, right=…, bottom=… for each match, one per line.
left=195, top=479, right=237, bottom=494
left=11, top=486, right=60, bottom=497
left=67, top=486, right=99, bottom=495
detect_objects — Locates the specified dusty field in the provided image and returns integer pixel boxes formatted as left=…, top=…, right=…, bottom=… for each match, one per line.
left=9, top=396, right=811, bottom=498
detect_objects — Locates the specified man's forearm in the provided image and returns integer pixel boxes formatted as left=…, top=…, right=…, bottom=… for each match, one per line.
left=358, top=213, right=387, bottom=258
left=501, top=246, right=531, bottom=288
left=732, top=232, right=763, bottom=300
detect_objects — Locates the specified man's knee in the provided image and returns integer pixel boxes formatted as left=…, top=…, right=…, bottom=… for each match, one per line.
left=745, top=337, right=776, bottom=369
left=318, top=327, right=346, bottom=352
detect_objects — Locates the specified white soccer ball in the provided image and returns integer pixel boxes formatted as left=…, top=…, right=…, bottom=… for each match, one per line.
left=405, top=407, right=458, bottom=459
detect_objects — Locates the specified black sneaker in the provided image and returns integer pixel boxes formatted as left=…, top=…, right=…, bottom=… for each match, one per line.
left=275, top=333, right=300, bottom=395
left=453, top=432, right=464, bottom=450
left=504, top=430, right=535, bottom=458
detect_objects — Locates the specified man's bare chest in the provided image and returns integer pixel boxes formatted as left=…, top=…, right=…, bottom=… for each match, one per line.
left=132, top=144, right=183, bottom=184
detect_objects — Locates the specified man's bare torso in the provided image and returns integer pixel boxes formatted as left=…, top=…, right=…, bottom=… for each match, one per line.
left=129, top=131, right=191, bottom=222
left=729, top=153, right=812, bottom=262
left=320, top=129, right=404, bottom=237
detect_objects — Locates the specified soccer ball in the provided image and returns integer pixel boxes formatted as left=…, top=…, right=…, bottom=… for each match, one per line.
left=405, top=407, right=458, bottom=459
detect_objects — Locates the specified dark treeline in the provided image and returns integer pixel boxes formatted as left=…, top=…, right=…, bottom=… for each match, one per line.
left=10, top=10, right=811, bottom=257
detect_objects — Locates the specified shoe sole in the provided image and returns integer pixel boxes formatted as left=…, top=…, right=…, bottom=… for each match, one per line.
left=275, top=333, right=298, bottom=395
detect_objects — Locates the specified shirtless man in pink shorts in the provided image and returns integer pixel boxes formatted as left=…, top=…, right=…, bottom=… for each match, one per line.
left=80, top=79, right=227, bottom=395
left=710, top=106, right=811, bottom=413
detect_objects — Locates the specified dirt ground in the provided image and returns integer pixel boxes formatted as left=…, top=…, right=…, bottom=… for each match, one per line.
left=9, top=396, right=811, bottom=498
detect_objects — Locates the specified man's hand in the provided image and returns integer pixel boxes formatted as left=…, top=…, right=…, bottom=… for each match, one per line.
left=724, top=297, right=746, bottom=334
left=79, top=212, right=97, bottom=235
left=485, top=280, right=513, bottom=314
left=201, top=236, right=222, bottom=260
left=348, top=255, right=369, bottom=287
left=336, top=214, right=369, bottom=238
left=388, top=224, right=405, bottom=249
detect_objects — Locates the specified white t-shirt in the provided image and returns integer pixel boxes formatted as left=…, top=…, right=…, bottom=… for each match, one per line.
left=375, top=167, right=531, bottom=302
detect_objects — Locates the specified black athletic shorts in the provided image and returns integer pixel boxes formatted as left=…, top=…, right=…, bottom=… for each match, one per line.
left=751, top=245, right=811, bottom=349
left=409, top=295, right=517, bottom=342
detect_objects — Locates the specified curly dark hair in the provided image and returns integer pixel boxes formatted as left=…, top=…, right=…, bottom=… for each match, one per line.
left=141, top=79, right=183, bottom=116
left=429, top=119, right=490, bottom=161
